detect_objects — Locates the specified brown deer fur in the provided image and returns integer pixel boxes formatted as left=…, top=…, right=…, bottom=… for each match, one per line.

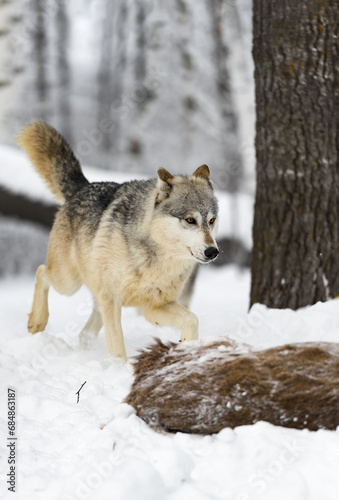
left=125, top=338, right=339, bottom=434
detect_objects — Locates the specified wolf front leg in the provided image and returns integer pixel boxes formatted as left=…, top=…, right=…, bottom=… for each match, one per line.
left=97, top=294, right=127, bottom=360
left=142, top=302, right=199, bottom=342
left=28, top=264, right=50, bottom=333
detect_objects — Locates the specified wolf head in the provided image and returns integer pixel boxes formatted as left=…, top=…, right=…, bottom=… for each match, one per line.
left=152, top=165, right=219, bottom=264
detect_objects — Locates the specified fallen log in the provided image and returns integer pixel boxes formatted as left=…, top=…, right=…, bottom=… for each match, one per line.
left=0, top=185, right=56, bottom=228
left=125, top=338, right=339, bottom=433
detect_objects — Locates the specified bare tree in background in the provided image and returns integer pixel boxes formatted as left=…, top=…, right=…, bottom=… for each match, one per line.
left=251, top=0, right=339, bottom=309
left=0, top=0, right=21, bottom=136
left=1, top=0, right=249, bottom=190
left=0, top=1, right=12, bottom=90
left=97, top=0, right=116, bottom=160
left=34, top=0, right=48, bottom=120
left=56, top=0, right=72, bottom=142
left=209, top=0, right=242, bottom=192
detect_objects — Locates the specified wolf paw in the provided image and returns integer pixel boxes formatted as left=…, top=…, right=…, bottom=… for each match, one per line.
left=27, top=313, right=48, bottom=334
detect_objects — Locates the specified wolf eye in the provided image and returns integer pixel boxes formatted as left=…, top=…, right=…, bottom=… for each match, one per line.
left=209, top=218, right=216, bottom=225
left=185, top=218, right=196, bottom=225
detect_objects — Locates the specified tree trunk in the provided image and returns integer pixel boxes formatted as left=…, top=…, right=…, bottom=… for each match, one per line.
left=0, top=0, right=18, bottom=137
left=250, top=0, right=339, bottom=309
left=208, top=0, right=243, bottom=193
left=34, top=0, right=48, bottom=120
left=56, top=0, right=72, bottom=142
left=97, top=0, right=116, bottom=159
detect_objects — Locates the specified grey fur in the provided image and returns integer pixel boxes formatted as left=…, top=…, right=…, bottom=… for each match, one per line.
left=64, top=176, right=218, bottom=264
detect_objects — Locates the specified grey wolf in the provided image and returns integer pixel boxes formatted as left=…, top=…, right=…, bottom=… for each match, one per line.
left=126, top=339, right=339, bottom=432
left=17, top=121, right=219, bottom=360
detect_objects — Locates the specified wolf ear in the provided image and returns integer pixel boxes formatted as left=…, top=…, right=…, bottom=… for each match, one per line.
left=156, top=168, right=174, bottom=204
left=157, top=168, right=174, bottom=185
left=193, top=164, right=210, bottom=180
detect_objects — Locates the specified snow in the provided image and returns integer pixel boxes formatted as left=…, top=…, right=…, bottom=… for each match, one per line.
left=1, top=266, right=339, bottom=500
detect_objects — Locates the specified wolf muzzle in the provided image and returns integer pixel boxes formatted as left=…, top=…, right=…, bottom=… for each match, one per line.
left=204, top=246, right=219, bottom=261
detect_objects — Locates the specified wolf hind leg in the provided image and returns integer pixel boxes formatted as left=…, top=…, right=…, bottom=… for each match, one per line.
left=142, top=302, right=199, bottom=342
left=28, top=264, right=50, bottom=334
left=79, top=298, right=103, bottom=348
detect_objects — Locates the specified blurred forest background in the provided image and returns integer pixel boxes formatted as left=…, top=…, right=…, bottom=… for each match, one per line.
left=0, top=0, right=255, bottom=275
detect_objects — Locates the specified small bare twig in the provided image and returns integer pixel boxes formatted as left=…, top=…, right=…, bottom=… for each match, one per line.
left=75, top=381, right=87, bottom=404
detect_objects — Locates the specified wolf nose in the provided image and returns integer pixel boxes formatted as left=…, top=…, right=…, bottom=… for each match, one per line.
left=204, top=247, right=219, bottom=260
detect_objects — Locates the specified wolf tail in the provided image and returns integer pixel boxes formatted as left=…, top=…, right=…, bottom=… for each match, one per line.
left=17, top=121, right=89, bottom=204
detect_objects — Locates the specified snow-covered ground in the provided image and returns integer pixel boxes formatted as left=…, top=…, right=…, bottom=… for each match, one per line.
left=1, top=265, right=339, bottom=500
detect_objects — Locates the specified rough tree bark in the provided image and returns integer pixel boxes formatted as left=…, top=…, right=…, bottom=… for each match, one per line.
left=250, top=0, right=339, bottom=309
